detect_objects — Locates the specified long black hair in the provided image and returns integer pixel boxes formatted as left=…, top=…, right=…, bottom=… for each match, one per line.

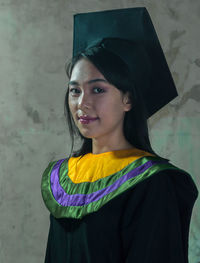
left=64, top=45, right=164, bottom=159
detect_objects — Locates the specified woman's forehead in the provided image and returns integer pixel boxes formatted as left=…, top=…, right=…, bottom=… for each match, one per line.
left=70, top=58, right=107, bottom=84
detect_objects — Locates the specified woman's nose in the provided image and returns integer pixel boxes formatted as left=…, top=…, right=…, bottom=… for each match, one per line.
left=78, top=92, right=91, bottom=110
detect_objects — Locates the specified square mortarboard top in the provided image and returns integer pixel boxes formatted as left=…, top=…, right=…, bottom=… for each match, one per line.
left=72, top=7, right=178, bottom=118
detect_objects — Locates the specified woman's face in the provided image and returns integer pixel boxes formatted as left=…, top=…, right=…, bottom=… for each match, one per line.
left=68, top=58, right=131, bottom=140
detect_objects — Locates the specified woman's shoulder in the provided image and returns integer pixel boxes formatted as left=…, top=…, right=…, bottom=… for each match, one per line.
left=41, top=157, right=69, bottom=176
left=123, top=160, right=199, bottom=214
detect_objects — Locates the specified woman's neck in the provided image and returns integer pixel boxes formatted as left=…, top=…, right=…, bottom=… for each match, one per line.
left=92, top=140, right=134, bottom=155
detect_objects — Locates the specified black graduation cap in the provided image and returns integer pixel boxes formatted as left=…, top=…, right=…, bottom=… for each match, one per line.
left=72, top=7, right=178, bottom=118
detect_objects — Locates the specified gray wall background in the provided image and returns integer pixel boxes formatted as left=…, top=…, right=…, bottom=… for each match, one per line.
left=0, top=0, right=199, bottom=262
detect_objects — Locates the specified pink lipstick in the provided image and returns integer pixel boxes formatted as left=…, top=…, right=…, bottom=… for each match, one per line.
left=79, top=116, right=99, bottom=124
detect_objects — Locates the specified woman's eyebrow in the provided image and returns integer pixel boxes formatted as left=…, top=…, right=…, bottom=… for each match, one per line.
left=68, top=78, right=108, bottom=86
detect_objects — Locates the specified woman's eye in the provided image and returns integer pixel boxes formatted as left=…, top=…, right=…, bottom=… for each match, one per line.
left=93, top=87, right=105, bottom=93
left=69, top=88, right=80, bottom=94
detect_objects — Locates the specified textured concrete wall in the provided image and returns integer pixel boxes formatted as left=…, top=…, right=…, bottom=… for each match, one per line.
left=0, top=0, right=199, bottom=262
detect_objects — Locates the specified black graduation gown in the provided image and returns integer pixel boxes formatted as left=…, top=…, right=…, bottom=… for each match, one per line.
left=43, top=169, right=198, bottom=263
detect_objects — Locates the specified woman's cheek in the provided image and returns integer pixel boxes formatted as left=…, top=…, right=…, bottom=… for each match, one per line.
left=68, top=98, right=77, bottom=112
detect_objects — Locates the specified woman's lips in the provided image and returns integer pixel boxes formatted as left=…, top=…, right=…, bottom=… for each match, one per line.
left=79, top=117, right=99, bottom=124
left=79, top=116, right=98, bottom=120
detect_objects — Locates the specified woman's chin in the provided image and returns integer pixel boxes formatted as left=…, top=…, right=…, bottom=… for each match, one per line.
left=79, top=132, right=97, bottom=139
left=77, top=128, right=101, bottom=139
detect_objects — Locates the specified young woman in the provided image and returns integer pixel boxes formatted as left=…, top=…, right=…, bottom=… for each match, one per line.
left=41, top=8, right=198, bottom=263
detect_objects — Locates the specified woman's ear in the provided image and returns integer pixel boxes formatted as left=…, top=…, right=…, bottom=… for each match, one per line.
left=123, top=92, right=132, bottom=112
